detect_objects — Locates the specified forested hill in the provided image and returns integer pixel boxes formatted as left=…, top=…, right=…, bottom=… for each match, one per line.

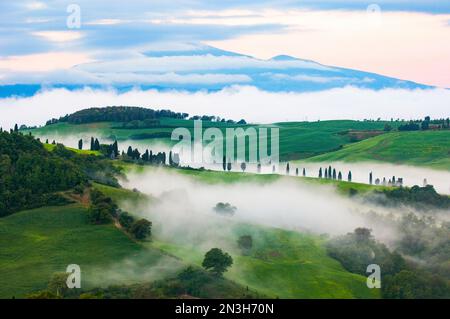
left=0, top=129, right=118, bottom=217
left=47, top=106, right=189, bottom=125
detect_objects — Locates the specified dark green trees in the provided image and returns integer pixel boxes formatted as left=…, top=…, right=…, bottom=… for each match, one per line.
left=78, top=139, right=83, bottom=150
left=348, top=171, right=352, bottom=182
left=202, top=248, right=233, bottom=276
left=369, top=172, right=373, bottom=185
left=237, top=235, right=253, bottom=255
left=130, top=219, right=152, bottom=240
left=319, top=167, right=322, bottom=178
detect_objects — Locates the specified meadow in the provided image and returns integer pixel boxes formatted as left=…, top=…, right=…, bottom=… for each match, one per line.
left=0, top=204, right=181, bottom=298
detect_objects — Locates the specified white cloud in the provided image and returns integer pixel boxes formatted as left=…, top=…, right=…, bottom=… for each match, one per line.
left=31, top=31, right=84, bottom=43
left=24, top=1, right=46, bottom=10
left=1, top=86, right=449, bottom=130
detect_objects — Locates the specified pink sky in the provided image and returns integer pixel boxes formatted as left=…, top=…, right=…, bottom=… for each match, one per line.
left=206, top=10, right=450, bottom=88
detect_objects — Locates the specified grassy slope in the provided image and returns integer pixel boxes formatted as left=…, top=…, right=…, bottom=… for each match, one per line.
left=0, top=204, right=181, bottom=298
left=307, top=131, right=450, bottom=170
left=43, top=143, right=102, bottom=156
left=26, top=119, right=398, bottom=160
left=152, top=226, right=378, bottom=299
left=101, top=169, right=380, bottom=298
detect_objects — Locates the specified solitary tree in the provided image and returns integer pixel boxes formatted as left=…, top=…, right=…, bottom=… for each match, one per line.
left=295, top=168, right=299, bottom=176
left=78, top=139, right=83, bottom=150
left=369, top=172, right=373, bottom=185
left=127, top=146, right=133, bottom=158
left=237, top=235, right=253, bottom=255
left=202, top=248, right=233, bottom=276
left=303, top=168, right=306, bottom=177
left=222, top=156, right=226, bottom=171
left=286, top=162, right=290, bottom=175
left=130, top=218, right=152, bottom=240
left=348, top=171, right=352, bottom=182
left=319, top=167, right=322, bottom=178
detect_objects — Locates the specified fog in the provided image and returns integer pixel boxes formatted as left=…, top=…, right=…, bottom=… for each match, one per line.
left=2, top=85, right=450, bottom=129
left=121, top=168, right=406, bottom=245
left=293, top=161, right=450, bottom=195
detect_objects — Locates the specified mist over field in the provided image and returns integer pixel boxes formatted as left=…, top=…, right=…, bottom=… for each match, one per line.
left=1, top=86, right=450, bottom=129
left=120, top=168, right=445, bottom=247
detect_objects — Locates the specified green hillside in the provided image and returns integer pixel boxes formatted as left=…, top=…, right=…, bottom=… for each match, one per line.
left=0, top=204, right=182, bottom=298
left=100, top=174, right=379, bottom=299
left=307, top=131, right=450, bottom=170
left=151, top=226, right=379, bottom=299
left=25, top=119, right=399, bottom=161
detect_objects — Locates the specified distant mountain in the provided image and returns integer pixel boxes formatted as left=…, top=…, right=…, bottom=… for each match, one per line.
left=0, top=43, right=431, bottom=98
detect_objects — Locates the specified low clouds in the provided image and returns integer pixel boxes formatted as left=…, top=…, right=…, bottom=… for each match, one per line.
left=0, top=85, right=449, bottom=129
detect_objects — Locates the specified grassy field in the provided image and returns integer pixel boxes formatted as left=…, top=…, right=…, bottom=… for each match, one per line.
left=43, top=143, right=102, bottom=156
left=151, top=225, right=379, bottom=299
left=307, top=131, right=450, bottom=170
left=26, top=119, right=401, bottom=161
left=0, top=204, right=181, bottom=298
left=99, top=171, right=380, bottom=298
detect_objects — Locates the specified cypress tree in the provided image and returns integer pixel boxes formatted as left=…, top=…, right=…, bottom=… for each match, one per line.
left=113, top=141, right=119, bottom=157
left=94, top=138, right=100, bottom=151
left=369, top=172, right=373, bottom=185
left=303, top=168, right=306, bottom=177
left=227, top=161, right=232, bottom=171
left=325, top=168, right=328, bottom=178
left=338, top=171, right=342, bottom=180
left=78, top=139, right=83, bottom=150
left=286, top=162, right=290, bottom=175
left=127, top=146, right=133, bottom=158
left=348, top=171, right=352, bottom=182
left=222, top=156, right=226, bottom=171
left=332, top=168, right=336, bottom=180
left=295, top=168, right=299, bottom=176
left=169, top=151, right=173, bottom=166
left=90, top=137, right=95, bottom=151
left=319, top=167, right=322, bottom=178
left=257, top=163, right=261, bottom=173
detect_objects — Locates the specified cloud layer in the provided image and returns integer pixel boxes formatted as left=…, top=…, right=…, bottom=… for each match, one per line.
left=1, top=86, right=449, bottom=130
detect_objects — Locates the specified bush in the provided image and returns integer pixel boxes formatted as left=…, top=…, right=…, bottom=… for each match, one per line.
left=202, top=248, right=233, bottom=276
left=130, top=219, right=152, bottom=240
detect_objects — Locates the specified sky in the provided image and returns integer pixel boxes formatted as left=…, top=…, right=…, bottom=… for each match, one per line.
left=0, top=1, right=450, bottom=87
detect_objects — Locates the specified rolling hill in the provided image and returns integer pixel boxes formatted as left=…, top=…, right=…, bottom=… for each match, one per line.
left=307, top=130, right=450, bottom=170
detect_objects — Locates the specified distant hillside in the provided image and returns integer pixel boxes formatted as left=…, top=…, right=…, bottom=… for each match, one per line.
left=46, top=106, right=189, bottom=125
left=307, top=131, right=450, bottom=170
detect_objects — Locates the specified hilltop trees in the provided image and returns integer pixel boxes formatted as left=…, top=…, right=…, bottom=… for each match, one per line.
left=0, top=130, right=87, bottom=217
left=202, top=248, right=233, bottom=276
